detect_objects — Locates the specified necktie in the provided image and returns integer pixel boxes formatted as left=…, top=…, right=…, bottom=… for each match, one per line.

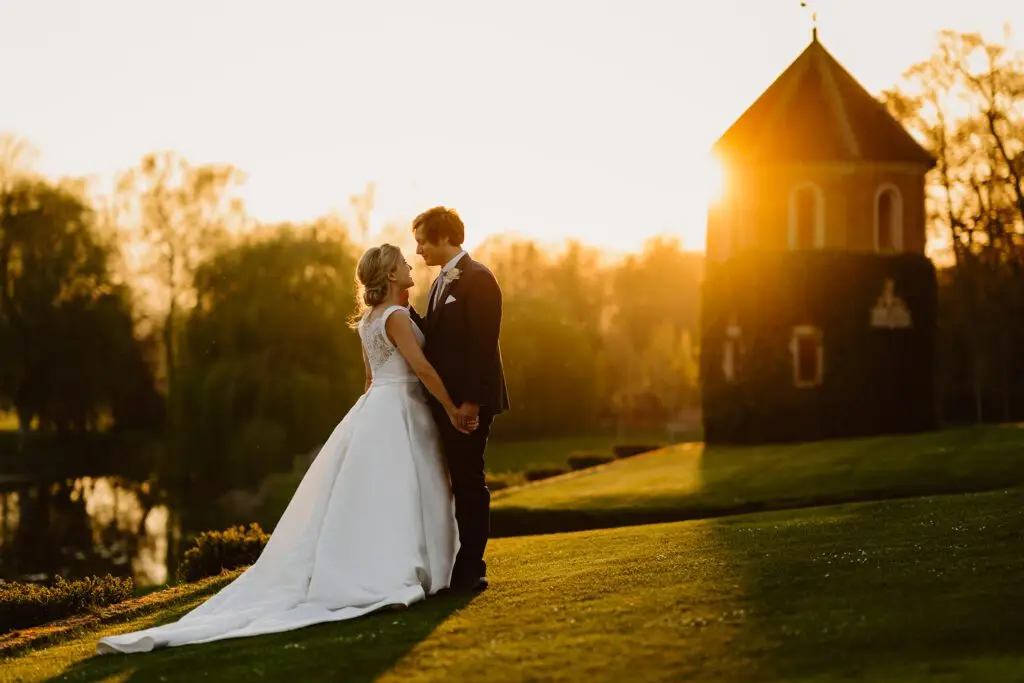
left=429, top=272, right=444, bottom=314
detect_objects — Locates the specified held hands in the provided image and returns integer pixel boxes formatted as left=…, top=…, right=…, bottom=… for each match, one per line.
left=447, top=402, right=480, bottom=434
left=457, top=402, right=480, bottom=433
left=446, top=407, right=472, bottom=434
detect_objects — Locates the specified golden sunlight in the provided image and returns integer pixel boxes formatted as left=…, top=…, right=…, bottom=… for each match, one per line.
left=2, top=1, right=1023, bottom=255
left=701, top=153, right=726, bottom=205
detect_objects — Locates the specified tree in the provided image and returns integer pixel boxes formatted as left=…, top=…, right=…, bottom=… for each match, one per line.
left=114, top=152, right=248, bottom=421
left=0, top=134, right=38, bottom=189
left=495, top=292, right=603, bottom=437
left=470, top=238, right=607, bottom=437
left=606, top=238, right=703, bottom=427
left=884, top=30, right=1024, bottom=265
left=176, top=225, right=363, bottom=490
left=0, top=176, right=161, bottom=432
left=469, top=235, right=704, bottom=436
left=885, top=30, right=1024, bottom=422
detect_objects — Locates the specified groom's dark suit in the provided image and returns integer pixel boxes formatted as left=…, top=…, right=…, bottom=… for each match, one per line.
left=411, top=254, right=509, bottom=585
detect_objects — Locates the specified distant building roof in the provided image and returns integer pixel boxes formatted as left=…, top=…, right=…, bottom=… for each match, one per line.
left=713, top=37, right=935, bottom=167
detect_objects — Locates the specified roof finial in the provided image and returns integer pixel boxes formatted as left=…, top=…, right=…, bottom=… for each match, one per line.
left=800, top=1, right=819, bottom=42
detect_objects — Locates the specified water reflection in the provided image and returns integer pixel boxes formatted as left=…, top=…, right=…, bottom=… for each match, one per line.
left=0, top=476, right=170, bottom=586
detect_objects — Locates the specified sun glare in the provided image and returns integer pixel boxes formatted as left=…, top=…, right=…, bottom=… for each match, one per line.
left=703, top=153, right=726, bottom=205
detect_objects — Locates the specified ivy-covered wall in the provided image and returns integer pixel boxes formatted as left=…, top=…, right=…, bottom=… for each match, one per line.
left=700, top=251, right=938, bottom=444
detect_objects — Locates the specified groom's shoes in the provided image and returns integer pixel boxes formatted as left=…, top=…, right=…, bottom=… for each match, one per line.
left=447, top=575, right=488, bottom=595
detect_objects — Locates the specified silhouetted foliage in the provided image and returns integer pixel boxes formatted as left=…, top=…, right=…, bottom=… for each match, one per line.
left=114, top=151, right=247, bottom=454
left=478, top=236, right=702, bottom=439
left=176, top=224, right=363, bottom=490
left=885, top=31, right=1024, bottom=424
left=0, top=177, right=161, bottom=433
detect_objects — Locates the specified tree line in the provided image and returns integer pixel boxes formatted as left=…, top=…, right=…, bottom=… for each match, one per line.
left=884, top=30, right=1024, bottom=423
left=2, top=29, right=1022, bottom=494
left=0, top=141, right=701, bottom=493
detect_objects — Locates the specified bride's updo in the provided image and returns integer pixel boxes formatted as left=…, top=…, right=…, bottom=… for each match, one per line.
left=356, top=243, right=403, bottom=308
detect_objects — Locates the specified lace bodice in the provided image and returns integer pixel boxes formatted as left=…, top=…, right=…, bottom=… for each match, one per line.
left=359, top=305, right=423, bottom=379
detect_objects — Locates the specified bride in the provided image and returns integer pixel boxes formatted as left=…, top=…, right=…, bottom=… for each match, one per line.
left=98, top=244, right=467, bottom=654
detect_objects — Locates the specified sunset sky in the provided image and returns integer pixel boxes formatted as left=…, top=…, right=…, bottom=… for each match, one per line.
left=1, top=0, right=1022, bottom=254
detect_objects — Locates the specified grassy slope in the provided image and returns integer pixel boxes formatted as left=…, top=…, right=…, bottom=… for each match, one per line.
left=0, top=574, right=240, bottom=660
left=491, top=423, right=1024, bottom=535
left=258, top=429, right=677, bottom=528
left=484, top=429, right=682, bottom=474
left=5, top=489, right=1023, bottom=683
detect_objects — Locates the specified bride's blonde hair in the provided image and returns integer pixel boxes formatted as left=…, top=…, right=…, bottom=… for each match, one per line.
left=351, top=244, right=403, bottom=326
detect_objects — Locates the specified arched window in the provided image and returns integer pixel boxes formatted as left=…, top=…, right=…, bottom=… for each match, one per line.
left=788, top=183, right=825, bottom=250
left=874, top=184, right=903, bottom=252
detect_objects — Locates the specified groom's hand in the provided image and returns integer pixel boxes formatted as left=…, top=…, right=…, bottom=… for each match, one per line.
left=457, top=403, right=480, bottom=432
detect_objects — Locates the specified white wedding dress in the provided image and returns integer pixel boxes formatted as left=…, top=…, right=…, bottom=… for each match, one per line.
left=97, top=305, right=458, bottom=654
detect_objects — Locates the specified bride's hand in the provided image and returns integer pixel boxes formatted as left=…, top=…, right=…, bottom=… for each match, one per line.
left=447, top=407, right=472, bottom=434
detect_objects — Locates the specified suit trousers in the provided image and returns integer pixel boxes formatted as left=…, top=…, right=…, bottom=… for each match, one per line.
left=430, top=401, right=493, bottom=581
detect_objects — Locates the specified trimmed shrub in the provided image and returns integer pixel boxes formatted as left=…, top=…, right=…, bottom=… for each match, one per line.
left=0, top=575, right=134, bottom=634
left=524, top=467, right=569, bottom=482
left=613, top=445, right=659, bottom=459
left=178, top=523, right=269, bottom=583
left=567, top=452, right=615, bottom=470
left=486, top=473, right=523, bottom=491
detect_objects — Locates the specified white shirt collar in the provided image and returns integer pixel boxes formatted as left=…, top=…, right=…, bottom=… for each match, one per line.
left=442, top=250, right=467, bottom=273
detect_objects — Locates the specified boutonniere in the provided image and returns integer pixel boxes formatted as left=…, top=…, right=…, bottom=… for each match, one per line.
left=443, top=267, right=462, bottom=285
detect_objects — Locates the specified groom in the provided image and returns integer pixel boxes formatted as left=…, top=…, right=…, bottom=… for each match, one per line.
left=411, top=206, right=509, bottom=594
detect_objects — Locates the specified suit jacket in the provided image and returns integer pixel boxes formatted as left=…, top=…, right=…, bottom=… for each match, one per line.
left=411, top=254, right=510, bottom=414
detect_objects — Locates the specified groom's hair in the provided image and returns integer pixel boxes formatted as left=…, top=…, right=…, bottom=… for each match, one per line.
left=412, top=206, right=464, bottom=247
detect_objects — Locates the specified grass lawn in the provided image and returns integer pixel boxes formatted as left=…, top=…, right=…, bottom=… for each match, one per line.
left=491, top=423, right=1024, bottom=536
left=257, top=429, right=680, bottom=529
left=5, top=489, right=1023, bottom=682
left=484, top=428, right=677, bottom=474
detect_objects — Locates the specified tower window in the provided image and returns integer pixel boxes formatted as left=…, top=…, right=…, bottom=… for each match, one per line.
left=788, top=183, right=825, bottom=250
left=790, top=325, right=824, bottom=388
left=875, top=185, right=903, bottom=252
left=722, top=321, right=742, bottom=382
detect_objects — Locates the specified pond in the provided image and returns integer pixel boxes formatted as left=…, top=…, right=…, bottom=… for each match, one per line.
left=0, top=475, right=176, bottom=586
left=0, top=430, right=314, bottom=587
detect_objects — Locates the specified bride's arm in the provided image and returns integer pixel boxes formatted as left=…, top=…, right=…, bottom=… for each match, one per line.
left=385, top=311, right=466, bottom=432
left=362, top=347, right=372, bottom=393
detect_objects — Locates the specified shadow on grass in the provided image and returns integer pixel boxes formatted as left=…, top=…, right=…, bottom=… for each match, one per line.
left=709, top=489, right=1024, bottom=681
left=48, top=592, right=475, bottom=683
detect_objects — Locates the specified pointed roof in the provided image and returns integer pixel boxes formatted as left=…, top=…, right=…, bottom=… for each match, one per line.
left=713, top=37, right=935, bottom=167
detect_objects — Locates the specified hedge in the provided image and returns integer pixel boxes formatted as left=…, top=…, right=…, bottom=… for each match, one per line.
left=612, top=444, right=660, bottom=459
left=524, top=467, right=569, bottom=482
left=177, top=523, right=269, bottom=583
left=567, top=452, right=615, bottom=470
left=0, top=575, right=133, bottom=634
